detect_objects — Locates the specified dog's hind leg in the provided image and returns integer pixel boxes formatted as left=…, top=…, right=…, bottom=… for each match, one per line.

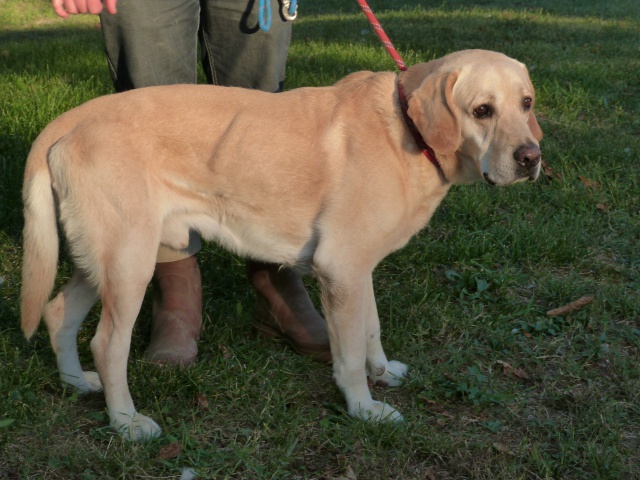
left=43, top=270, right=102, bottom=394
left=319, top=269, right=403, bottom=423
left=90, top=242, right=161, bottom=441
left=362, top=275, right=408, bottom=388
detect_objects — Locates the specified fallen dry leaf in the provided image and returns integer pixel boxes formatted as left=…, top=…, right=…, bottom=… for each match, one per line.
left=511, top=367, right=529, bottom=380
left=596, top=203, right=608, bottom=212
left=157, top=442, right=183, bottom=460
left=218, top=344, right=232, bottom=360
left=424, top=466, right=437, bottom=480
left=497, top=360, right=529, bottom=380
left=496, top=360, right=512, bottom=372
left=579, top=176, right=600, bottom=189
left=195, top=393, right=209, bottom=408
left=542, top=161, right=562, bottom=181
left=492, top=442, right=513, bottom=455
left=333, top=465, right=358, bottom=480
left=547, top=295, right=594, bottom=317
left=354, top=441, right=363, bottom=459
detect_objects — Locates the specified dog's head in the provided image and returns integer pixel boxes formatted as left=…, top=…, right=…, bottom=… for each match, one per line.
left=400, top=49, right=543, bottom=186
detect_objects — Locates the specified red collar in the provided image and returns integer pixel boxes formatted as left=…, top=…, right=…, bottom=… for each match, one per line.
left=397, top=82, right=443, bottom=173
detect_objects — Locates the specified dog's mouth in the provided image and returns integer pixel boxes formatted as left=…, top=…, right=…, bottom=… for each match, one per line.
left=483, top=173, right=497, bottom=186
left=484, top=171, right=538, bottom=186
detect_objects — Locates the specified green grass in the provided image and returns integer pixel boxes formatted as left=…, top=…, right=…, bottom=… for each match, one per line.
left=1, top=0, right=639, bottom=478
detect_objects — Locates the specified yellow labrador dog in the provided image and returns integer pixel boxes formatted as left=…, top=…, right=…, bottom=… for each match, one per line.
left=21, top=49, right=542, bottom=441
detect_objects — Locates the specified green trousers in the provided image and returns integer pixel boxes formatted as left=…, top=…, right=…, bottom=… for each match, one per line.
left=100, top=0, right=292, bottom=92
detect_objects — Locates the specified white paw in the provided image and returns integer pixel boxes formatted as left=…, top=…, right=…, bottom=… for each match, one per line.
left=112, top=413, right=162, bottom=442
left=353, top=400, right=404, bottom=423
left=80, top=371, right=103, bottom=392
left=368, top=360, right=409, bottom=387
left=61, top=371, right=103, bottom=394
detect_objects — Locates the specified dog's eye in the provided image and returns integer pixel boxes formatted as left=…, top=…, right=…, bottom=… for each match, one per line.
left=523, top=97, right=533, bottom=111
left=473, top=104, right=491, bottom=118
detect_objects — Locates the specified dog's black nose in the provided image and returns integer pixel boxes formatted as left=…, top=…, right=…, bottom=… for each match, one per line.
left=514, top=143, right=541, bottom=169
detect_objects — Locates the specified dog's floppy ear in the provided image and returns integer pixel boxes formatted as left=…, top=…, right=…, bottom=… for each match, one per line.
left=404, top=66, right=461, bottom=154
left=528, top=111, right=543, bottom=142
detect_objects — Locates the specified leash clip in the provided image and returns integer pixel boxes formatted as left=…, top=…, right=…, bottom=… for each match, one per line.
left=281, top=0, right=297, bottom=21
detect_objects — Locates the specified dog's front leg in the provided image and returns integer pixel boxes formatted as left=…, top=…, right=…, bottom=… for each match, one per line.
left=321, top=273, right=403, bottom=422
left=363, top=275, right=408, bottom=388
left=91, top=278, right=161, bottom=441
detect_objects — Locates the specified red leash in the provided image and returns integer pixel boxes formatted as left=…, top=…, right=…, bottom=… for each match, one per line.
left=354, top=0, right=407, bottom=72
left=355, top=0, right=442, bottom=172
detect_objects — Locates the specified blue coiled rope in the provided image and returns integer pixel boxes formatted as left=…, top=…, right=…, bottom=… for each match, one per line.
left=258, top=0, right=272, bottom=31
left=259, top=0, right=298, bottom=32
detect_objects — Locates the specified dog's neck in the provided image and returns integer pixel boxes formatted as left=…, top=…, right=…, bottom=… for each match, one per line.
left=397, top=81, right=445, bottom=179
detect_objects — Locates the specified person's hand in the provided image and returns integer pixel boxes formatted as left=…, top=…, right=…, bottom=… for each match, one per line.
left=51, top=0, right=117, bottom=18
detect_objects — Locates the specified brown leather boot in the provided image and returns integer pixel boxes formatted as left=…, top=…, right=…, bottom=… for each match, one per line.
left=247, top=261, right=331, bottom=362
left=145, top=255, right=202, bottom=367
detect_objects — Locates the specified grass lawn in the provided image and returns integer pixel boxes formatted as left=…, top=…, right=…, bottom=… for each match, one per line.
left=1, top=0, right=639, bottom=478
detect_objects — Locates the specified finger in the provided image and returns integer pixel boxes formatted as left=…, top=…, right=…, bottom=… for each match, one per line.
left=62, top=0, right=79, bottom=15
left=73, top=0, right=88, bottom=13
left=87, top=0, right=104, bottom=14
left=104, top=0, right=118, bottom=14
left=51, top=0, right=69, bottom=18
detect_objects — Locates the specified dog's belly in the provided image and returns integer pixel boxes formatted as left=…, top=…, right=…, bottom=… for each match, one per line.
left=161, top=212, right=316, bottom=268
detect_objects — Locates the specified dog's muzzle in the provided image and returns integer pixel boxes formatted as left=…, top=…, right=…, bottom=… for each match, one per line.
left=484, top=143, right=542, bottom=186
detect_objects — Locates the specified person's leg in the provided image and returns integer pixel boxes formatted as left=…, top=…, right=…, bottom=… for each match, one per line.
left=100, top=0, right=203, bottom=366
left=200, top=0, right=330, bottom=362
left=100, top=0, right=201, bottom=90
left=248, top=262, right=331, bottom=362
left=199, top=0, right=291, bottom=91
left=146, top=235, right=202, bottom=367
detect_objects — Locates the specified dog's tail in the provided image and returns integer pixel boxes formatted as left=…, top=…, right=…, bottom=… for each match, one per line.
left=21, top=133, right=60, bottom=340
